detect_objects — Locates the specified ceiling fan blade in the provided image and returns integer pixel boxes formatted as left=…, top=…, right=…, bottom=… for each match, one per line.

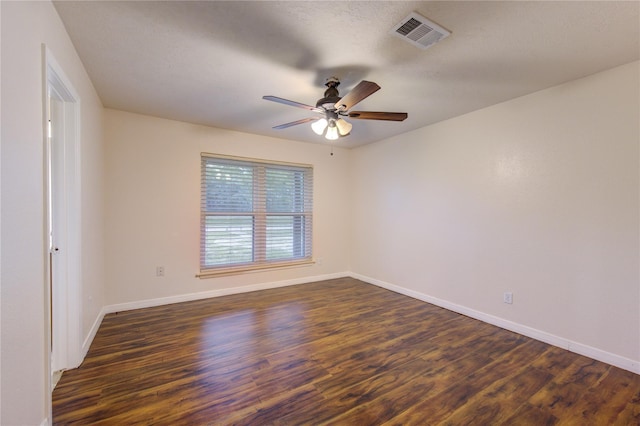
left=263, top=96, right=324, bottom=113
left=347, top=111, right=408, bottom=121
left=272, top=117, right=319, bottom=129
left=334, top=80, right=381, bottom=111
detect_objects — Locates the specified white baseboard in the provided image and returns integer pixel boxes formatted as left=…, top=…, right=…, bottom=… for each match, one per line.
left=40, top=418, right=49, bottom=426
left=103, top=272, right=349, bottom=315
left=79, top=271, right=639, bottom=376
left=350, top=272, right=640, bottom=375
left=82, top=306, right=107, bottom=359
left=78, top=272, right=350, bottom=360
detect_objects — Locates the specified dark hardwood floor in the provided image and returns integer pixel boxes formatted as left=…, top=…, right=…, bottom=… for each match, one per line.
left=53, top=278, right=640, bottom=425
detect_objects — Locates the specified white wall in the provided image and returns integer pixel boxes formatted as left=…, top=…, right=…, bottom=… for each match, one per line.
left=103, top=109, right=350, bottom=307
left=0, top=1, right=105, bottom=424
left=351, top=61, right=640, bottom=369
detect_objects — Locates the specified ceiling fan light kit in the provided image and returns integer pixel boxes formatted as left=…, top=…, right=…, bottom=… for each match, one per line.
left=335, top=117, right=352, bottom=135
left=325, top=121, right=339, bottom=141
left=311, top=118, right=328, bottom=135
left=263, top=76, right=407, bottom=142
left=311, top=117, right=352, bottom=140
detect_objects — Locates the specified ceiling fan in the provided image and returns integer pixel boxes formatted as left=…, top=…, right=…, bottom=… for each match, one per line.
left=263, top=77, right=408, bottom=140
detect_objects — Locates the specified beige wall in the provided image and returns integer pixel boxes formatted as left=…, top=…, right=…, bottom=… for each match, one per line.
left=0, top=1, right=105, bottom=424
left=350, top=61, right=640, bottom=366
left=103, top=109, right=351, bottom=306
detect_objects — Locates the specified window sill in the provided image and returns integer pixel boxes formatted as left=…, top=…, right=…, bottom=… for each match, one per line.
left=196, top=259, right=314, bottom=279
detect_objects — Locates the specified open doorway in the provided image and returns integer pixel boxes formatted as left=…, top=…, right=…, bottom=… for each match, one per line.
left=44, top=46, right=82, bottom=390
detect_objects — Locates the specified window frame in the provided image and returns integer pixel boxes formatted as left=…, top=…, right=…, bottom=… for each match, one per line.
left=198, top=153, right=313, bottom=277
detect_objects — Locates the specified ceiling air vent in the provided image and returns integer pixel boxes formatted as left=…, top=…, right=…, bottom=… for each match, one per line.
left=390, top=11, right=450, bottom=50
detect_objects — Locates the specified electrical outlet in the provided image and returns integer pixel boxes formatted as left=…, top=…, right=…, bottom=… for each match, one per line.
left=503, top=292, right=513, bottom=304
left=156, top=266, right=165, bottom=277
left=317, top=257, right=323, bottom=265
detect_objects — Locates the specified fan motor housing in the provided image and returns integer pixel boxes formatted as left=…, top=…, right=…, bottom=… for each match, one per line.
left=316, top=96, right=341, bottom=110
left=317, top=76, right=341, bottom=109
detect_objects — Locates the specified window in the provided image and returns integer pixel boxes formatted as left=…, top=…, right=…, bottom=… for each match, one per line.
left=200, top=154, right=313, bottom=275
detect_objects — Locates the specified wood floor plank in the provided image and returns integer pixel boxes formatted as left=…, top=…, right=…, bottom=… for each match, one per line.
left=380, top=338, right=549, bottom=425
left=499, top=402, right=559, bottom=426
left=325, top=352, right=495, bottom=425
left=439, top=363, right=553, bottom=425
left=554, top=366, right=640, bottom=425
left=53, top=278, right=640, bottom=425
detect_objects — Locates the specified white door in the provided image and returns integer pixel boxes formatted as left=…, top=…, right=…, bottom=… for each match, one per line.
left=48, top=89, right=68, bottom=373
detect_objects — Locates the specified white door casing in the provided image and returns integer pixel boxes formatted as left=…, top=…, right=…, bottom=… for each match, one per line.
left=44, top=46, right=83, bottom=379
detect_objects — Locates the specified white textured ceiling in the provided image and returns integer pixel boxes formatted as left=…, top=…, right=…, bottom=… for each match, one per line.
left=53, top=1, right=639, bottom=148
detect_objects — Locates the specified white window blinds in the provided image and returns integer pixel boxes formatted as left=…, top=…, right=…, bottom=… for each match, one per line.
left=200, top=154, right=313, bottom=274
